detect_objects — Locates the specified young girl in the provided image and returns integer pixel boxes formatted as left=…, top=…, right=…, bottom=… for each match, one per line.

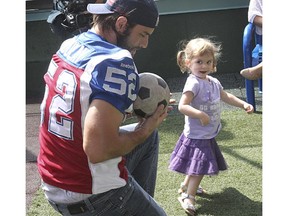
left=168, top=38, right=254, bottom=215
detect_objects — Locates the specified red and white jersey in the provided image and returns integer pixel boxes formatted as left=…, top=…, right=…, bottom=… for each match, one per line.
left=38, top=30, right=139, bottom=194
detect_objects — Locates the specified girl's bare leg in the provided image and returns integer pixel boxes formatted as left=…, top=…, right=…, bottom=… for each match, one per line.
left=186, top=175, right=204, bottom=205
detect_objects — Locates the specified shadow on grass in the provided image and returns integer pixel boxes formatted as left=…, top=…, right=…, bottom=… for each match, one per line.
left=216, top=120, right=262, bottom=170
left=220, top=145, right=262, bottom=170
left=197, top=187, right=262, bottom=216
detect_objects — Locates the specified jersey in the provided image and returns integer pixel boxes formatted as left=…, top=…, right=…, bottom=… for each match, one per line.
left=182, top=74, right=223, bottom=139
left=38, top=30, right=139, bottom=194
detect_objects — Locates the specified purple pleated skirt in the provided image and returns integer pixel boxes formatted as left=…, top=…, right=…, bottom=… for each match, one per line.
left=169, top=133, right=228, bottom=176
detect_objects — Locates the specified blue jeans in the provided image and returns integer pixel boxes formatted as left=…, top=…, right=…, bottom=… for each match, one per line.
left=48, top=123, right=167, bottom=215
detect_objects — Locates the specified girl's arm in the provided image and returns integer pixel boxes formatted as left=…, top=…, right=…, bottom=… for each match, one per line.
left=178, top=91, right=210, bottom=125
left=220, top=89, right=254, bottom=113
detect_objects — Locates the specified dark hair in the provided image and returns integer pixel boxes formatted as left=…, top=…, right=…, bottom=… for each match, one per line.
left=92, top=12, right=137, bottom=33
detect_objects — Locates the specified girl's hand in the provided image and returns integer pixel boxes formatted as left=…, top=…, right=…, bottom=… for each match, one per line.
left=199, top=111, right=210, bottom=126
left=244, top=103, right=254, bottom=114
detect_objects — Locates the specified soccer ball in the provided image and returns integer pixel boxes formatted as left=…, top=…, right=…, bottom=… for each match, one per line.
left=133, top=72, right=170, bottom=118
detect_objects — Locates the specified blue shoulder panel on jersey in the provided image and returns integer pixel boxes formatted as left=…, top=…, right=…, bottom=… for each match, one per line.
left=57, top=30, right=139, bottom=114
left=88, top=52, right=139, bottom=114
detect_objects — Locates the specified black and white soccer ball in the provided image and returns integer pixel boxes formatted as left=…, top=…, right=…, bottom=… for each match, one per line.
left=133, top=72, right=170, bottom=118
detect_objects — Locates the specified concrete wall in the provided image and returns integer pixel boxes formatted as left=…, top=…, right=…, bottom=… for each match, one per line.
left=26, top=4, right=249, bottom=101
left=26, top=21, right=63, bottom=100
left=134, top=8, right=248, bottom=78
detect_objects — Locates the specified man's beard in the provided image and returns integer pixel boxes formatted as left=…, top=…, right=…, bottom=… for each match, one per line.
left=117, top=33, right=129, bottom=50
left=116, top=29, right=138, bottom=56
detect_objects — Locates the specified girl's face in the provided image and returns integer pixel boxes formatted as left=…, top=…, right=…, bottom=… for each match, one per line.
left=188, top=54, right=214, bottom=79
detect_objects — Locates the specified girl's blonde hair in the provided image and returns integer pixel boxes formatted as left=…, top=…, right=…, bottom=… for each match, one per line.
left=176, top=37, right=222, bottom=73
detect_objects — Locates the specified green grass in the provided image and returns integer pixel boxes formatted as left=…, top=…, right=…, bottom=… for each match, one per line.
left=27, top=109, right=262, bottom=216
left=155, top=110, right=262, bottom=216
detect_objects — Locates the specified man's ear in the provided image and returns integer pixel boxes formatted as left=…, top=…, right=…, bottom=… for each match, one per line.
left=115, top=16, right=128, bottom=34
